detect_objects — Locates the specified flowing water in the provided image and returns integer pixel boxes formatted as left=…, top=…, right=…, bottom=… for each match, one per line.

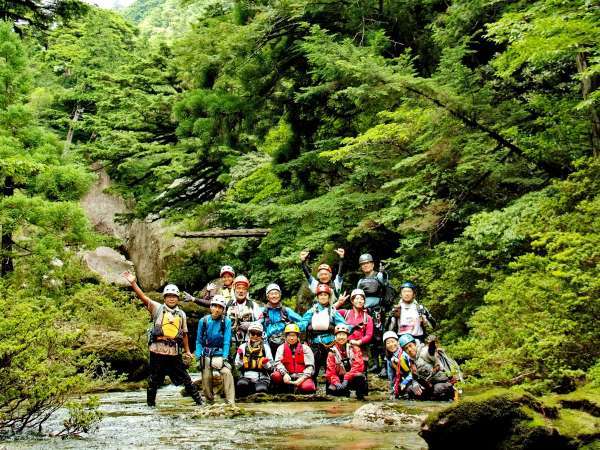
left=1, top=377, right=442, bottom=450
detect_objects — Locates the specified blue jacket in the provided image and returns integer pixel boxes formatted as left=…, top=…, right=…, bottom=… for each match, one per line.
left=260, top=306, right=303, bottom=340
left=195, top=314, right=232, bottom=358
left=300, top=303, right=347, bottom=345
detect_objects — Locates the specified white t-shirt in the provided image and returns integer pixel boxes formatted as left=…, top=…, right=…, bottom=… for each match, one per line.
left=398, top=301, right=423, bottom=337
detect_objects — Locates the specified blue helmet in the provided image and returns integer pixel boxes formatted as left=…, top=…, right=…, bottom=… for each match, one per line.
left=398, top=334, right=416, bottom=348
left=400, top=281, right=416, bottom=291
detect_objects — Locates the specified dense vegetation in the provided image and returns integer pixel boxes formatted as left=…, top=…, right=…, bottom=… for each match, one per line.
left=0, top=0, right=598, bottom=433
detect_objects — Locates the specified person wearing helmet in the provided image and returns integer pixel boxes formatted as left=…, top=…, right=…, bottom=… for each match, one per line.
left=182, top=265, right=236, bottom=307
left=196, top=295, right=235, bottom=404
left=388, top=282, right=435, bottom=344
left=272, top=323, right=317, bottom=394
left=356, top=253, right=390, bottom=377
left=299, top=283, right=347, bottom=383
left=226, top=275, right=263, bottom=347
left=122, top=271, right=203, bottom=407
left=325, top=324, right=368, bottom=400
left=385, top=333, right=425, bottom=400
left=258, top=283, right=303, bottom=356
left=234, top=322, right=274, bottom=397
left=299, top=248, right=345, bottom=303
left=414, top=335, right=459, bottom=401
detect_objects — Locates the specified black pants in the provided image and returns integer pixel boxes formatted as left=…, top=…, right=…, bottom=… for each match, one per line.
left=147, top=352, right=202, bottom=406
left=326, top=373, right=368, bottom=399
left=309, top=343, right=330, bottom=383
left=236, top=376, right=270, bottom=398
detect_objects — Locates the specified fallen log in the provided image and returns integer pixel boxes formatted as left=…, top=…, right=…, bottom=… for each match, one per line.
left=175, top=228, right=271, bottom=238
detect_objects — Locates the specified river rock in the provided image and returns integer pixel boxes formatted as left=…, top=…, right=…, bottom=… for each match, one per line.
left=351, top=403, right=424, bottom=430
left=192, top=404, right=254, bottom=419
left=80, top=246, right=135, bottom=287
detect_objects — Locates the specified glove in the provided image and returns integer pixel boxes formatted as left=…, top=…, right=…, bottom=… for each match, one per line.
left=283, top=373, right=292, bottom=384
left=335, top=383, right=344, bottom=391
left=307, top=324, right=313, bottom=331
left=340, top=380, right=349, bottom=390
left=182, top=291, right=195, bottom=302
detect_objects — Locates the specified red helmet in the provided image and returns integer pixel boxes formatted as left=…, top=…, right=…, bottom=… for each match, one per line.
left=316, top=284, right=332, bottom=296
left=233, top=275, right=250, bottom=288
left=317, top=263, right=332, bottom=273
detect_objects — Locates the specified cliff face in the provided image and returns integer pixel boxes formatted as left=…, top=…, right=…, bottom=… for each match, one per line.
left=80, top=164, right=185, bottom=289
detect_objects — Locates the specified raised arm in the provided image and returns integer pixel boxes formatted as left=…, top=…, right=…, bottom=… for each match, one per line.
left=122, top=271, right=151, bottom=307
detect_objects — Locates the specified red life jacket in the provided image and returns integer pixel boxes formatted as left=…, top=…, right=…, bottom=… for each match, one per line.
left=281, top=342, right=306, bottom=374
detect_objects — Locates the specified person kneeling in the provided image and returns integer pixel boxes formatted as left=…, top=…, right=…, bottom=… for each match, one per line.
left=272, top=324, right=317, bottom=394
left=326, top=324, right=368, bottom=400
left=384, top=332, right=425, bottom=400
left=196, top=295, right=236, bottom=404
left=235, top=322, right=274, bottom=397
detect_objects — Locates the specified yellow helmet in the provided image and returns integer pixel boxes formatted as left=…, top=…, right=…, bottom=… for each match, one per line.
left=284, top=323, right=300, bottom=335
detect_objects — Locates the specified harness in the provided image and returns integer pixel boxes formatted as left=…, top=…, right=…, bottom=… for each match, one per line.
left=242, top=343, right=266, bottom=371
left=200, top=315, right=226, bottom=356
left=263, top=306, right=289, bottom=327
left=331, top=344, right=356, bottom=374
left=148, top=304, right=185, bottom=347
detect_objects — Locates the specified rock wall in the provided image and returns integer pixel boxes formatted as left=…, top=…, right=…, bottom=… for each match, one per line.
left=80, top=164, right=186, bottom=290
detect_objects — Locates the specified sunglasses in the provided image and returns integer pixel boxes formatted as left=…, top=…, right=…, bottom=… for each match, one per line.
left=249, top=331, right=262, bottom=337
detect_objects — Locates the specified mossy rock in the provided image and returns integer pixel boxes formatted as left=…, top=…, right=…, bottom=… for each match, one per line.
left=80, top=329, right=148, bottom=381
left=421, top=389, right=600, bottom=450
left=237, top=392, right=332, bottom=403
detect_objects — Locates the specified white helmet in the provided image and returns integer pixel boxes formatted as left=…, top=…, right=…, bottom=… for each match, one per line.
left=220, top=265, right=235, bottom=277
left=383, top=331, right=399, bottom=343
left=266, top=283, right=281, bottom=294
left=210, top=295, right=227, bottom=308
left=248, top=322, right=264, bottom=334
left=162, top=284, right=180, bottom=297
left=350, top=288, right=366, bottom=300
left=334, top=324, right=351, bottom=335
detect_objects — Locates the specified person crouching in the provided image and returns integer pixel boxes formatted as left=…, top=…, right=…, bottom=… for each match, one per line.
left=271, top=324, right=317, bottom=394
left=326, top=324, right=368, bottom=400
left=235, top=322, right=273, bottom=397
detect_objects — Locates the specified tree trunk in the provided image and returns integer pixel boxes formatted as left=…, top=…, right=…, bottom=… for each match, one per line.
left=576, top=52, right=600, bottom=157
left=1, top=176, right=14, bottom=275
left=175, top=228, right=271, bottom=238
left=63, top=105, right=84, bottom=155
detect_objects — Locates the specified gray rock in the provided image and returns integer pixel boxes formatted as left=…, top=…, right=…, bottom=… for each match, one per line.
left=80, top=246, right=135, bottom=286
left=351, top=403, right=424, bottom=431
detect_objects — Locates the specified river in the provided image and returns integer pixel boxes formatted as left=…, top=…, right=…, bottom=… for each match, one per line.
left=2, top=377, right=445, bottom=449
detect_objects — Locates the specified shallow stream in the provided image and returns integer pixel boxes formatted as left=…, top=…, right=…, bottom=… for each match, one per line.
left=2, top=377, right=445, bottom=450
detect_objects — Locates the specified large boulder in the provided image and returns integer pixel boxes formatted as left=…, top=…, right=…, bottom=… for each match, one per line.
left=351, top=403, right=424, bottom=431
left=420, top=391, right=599, bottom=450
left=80, top=246, right=135, bottom=287
left=126, top=217, right=187, bottom=290
left=80, top=329, right=148, bottom=381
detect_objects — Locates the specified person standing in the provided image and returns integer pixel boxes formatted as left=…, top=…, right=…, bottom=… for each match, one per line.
left=122, top=271, right=202, bottom=407
left=196, top=295, right=236, bottom=404
left=356, top=253, right=389, bottom=376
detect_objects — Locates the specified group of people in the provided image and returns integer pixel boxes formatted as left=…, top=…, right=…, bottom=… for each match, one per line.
left=122, top=249, right=461, bottom=407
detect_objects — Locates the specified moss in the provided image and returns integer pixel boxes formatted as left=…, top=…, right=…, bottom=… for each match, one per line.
left=421, top=388, right=600, bottom=450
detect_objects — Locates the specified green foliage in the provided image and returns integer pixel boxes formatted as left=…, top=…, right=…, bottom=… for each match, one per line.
left=28, top=0, right=599, bottom=394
